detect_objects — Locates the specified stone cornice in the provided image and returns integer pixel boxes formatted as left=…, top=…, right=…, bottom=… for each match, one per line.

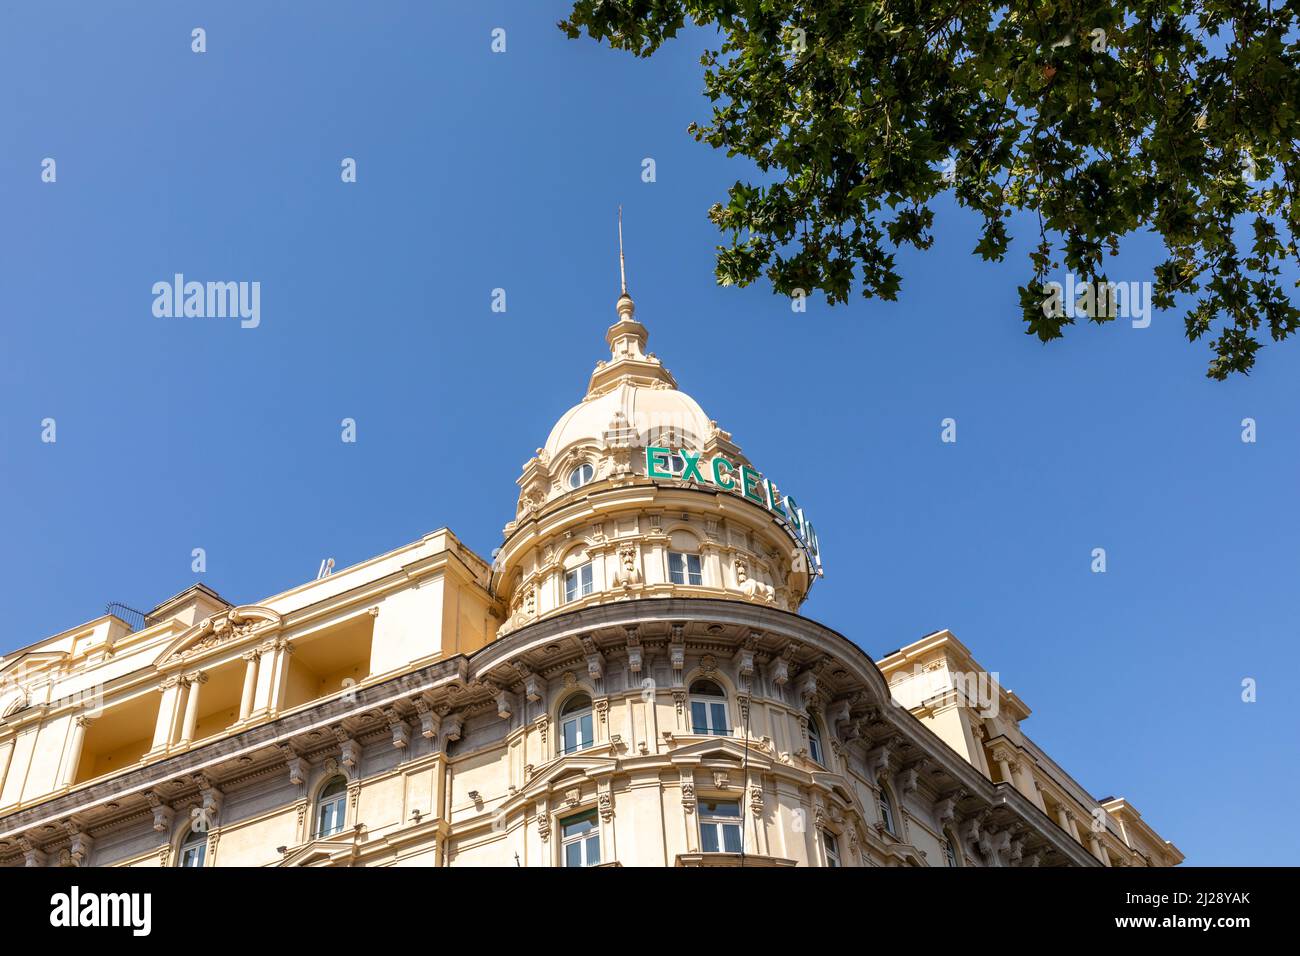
left=468, top=599, right=1096, bottom=866
left=1, top=599, right=1102, bottom=869
left=0, top=656, right=467, bottom=842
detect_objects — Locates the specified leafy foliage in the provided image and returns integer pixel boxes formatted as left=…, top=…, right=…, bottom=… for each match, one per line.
left=561, top=1, right=1300, bottom=377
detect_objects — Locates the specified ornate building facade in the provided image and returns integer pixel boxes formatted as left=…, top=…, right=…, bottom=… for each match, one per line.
left=0, top=285, right=1181, bottom=868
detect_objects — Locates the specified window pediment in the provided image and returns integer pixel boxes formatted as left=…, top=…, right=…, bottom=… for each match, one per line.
left=156, top=605, right=281, bottom=667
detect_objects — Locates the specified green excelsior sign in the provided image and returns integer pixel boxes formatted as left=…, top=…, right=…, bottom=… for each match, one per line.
left=645, top=446, right=823, bottom=575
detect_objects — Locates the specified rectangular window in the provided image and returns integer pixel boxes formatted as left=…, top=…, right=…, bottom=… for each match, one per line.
left=699, top=799, right=743, bottom=853
left=668, top=552, right=703, bottom=585
left=690, top=699, right=730, bottom=736
left=564, top=562, right=594, bottom=603
left=944, top=839, right=957, bottom=867
left=824, top=832, right=840, bottom=867
left=180, top=843, right=206, bottom=868
left=561, top=712, right=594, bottom=755
left=317, top=795, right=346, bottom=838
left=560, top=810, right=601, bottom=867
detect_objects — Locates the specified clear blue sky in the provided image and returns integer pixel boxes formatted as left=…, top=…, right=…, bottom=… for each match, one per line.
left=1, top=2, right=1295, bottom=866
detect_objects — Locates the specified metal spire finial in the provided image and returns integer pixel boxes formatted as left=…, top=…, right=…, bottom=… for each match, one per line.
left=618, top=206, right=628, bottom=297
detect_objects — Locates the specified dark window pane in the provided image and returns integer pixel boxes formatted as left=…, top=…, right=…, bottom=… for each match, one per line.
left=722, top=824, right=742, bottom=853
left=701, top=825, right=720, bottom=853
left=690, top=701, right=708, bottom=734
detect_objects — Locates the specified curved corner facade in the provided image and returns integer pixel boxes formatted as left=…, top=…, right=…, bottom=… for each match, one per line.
left=0, top=289, right=1181, bottom=868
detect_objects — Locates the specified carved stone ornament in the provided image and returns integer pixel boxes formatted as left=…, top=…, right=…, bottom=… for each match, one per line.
left=523, top=673, right=544, bottom=703
left=625, top=627, right=643, bottom=674
left=582, top=637, right=605, bottom=681
left=166, top=606, right=280, bottom=664
left=935, top=788, right=968, bottom=826
left=680, top=772, right=697, bottom=814
left=496, top=689, right=516, bottom=721
left=735, top=558, right=776, bottom=605
left=899, top=764, right=920, bottom=795
left=334, top=732, right=361, bottom=770
left=615, top=545, right=641, bottom=588
left=384, top=708, right=411, bottom=749
left=733, top=643, right=755, bottom=679
left=442, top=712, right=464, bottom=742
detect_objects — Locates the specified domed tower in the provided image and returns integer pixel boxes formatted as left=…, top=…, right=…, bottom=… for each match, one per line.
left=494, top=277, right=821, bottom=637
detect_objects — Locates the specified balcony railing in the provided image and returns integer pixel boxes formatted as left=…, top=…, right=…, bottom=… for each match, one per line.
left=105, top=602, right=160, bottom=633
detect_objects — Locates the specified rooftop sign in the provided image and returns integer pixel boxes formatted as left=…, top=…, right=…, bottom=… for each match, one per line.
left=645, top=446, right=823, bottom=576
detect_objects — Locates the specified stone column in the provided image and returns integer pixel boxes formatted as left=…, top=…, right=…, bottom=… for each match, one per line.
left=238, top=651, right=260, bottom=721
left=1089, top=833, right=1111, bottom=865
left=1055, top=805, right=1072, bottom=834
left=252, top=639, right=294, bottom=716
left=252, top=640, right=278, bottom=715
left=967, top=722, right=993, bottom=778
left=1063, top=810, right=1081, bottom=842
left=992, top=747, right=1014, bottom=785
left=0, top=735, right=16, bottom=799
left=178, top=672, right=207, bottom=745
left=60, top=715, right=91, bottom=788
left=150, top=677, right=183, bottom=753
left=272, top=641, right=295, bottom=714
left=1013, top=760, right=1046, bottom=811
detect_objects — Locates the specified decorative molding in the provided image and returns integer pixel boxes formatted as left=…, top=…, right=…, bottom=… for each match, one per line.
left=384, top=708, right=411, bottom=749
left=159, top=606, right=282, bottom=667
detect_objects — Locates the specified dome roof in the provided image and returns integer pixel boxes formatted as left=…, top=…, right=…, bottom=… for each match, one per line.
left=539, top=289, right=716, bottom=460
left=544, top=380, right=713, bottom=461
left=508, top=286, right=754, bottom=524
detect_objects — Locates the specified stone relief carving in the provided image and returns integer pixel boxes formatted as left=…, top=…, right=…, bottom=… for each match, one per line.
left=735, top=558, right=776, bottom=605
left=614, top=544, right=641, bottom=588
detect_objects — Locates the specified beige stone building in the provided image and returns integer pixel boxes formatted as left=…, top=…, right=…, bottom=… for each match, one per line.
left=0, top=283, right=1182, bottom=868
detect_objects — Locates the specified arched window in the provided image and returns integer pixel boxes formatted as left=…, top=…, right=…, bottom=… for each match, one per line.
left=688, top=679, right=730, bottom=736
left=823, top=831, right=841, bottom=867
left=943, top=836, right=959, bottom=867
left=316, top=776, right=348, bottom=838
left=560, top=694, right=594, bottom=755
left=568, top=463, right=594, bottom=489
left=177, top=828, right=207, bottom=868
left=878, top=786, right=897, bottom=836
left=807, top=713, right=824, bottom=765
